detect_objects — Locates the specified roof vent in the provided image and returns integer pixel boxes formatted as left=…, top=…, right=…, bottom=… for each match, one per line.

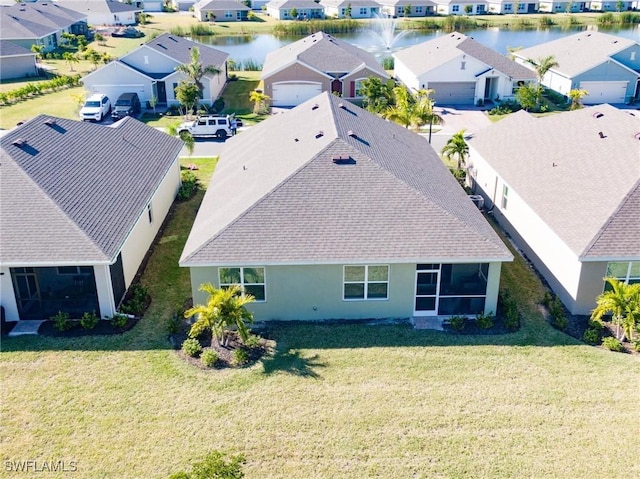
left=593, top=112, right=604, bottom=118
left=169, top=36, right=178, bottom=42
left=634, top=132, right=640, bottom=141
left=12, top=138, right=26, bottom=147
left=315, top=131, right=324, bottom=139
left=312, top=103, right=319, bottom=110
left=598, top=131, right=606, bottom=139
left=294, top=138, right=299, bottom=142
left=44, top=119, right=56, bottom=126
left=347, top=130, right=356, bottom=138
left=332, top=156, right=355, bottom=165
left=338, top=102, right=345, bottom=109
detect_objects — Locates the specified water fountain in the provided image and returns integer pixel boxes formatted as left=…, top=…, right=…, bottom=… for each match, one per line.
left=367, top=13, right=411, bottom=51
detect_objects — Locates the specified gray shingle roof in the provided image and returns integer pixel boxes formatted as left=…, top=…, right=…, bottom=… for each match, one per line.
left=514, top=31, right=638, bottom=78
left=194, top=0, right=251, bottom=10
left=265, top=0, right=323, bottom=9
left=0, top=2, right=87, bottom=41
left=0, top=115, right=183, bottom=264
left=320, top=0, right=380, bottom=6
left=262, top=31, right=388, bottom=80
left=394, top=32, right=535, bottom=80
left=57, top=0, right=142, bottom=16
left=145, top=33, right=229, bottom=68
left=0, top=40, right=35, bottom=57
left=468, top=104, right=640, bottom=259
left=180, top=92, right=511, bottom=266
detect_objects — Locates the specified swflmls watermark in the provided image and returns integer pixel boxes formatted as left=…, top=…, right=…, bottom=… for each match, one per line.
left=5, top=460, right=78, bottom=473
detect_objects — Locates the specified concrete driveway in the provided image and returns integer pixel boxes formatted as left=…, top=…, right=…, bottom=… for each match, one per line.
left=425, top=106, right=492, bottom=154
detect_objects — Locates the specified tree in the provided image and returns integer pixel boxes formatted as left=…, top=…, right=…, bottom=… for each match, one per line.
left=95, top=32, right=106, bottom=46
left=345, top=2, right=352, bottom=17
left=568, top=88, right=588, bottom=110
left=290, top=7, right=298, bottom=18
left=441, top=130, right=469, bottom=170
left=62, top=52, right=79, bottom=71
left=175, top=47, right=221, bottom=102
left=383, top=86, right=413, bottom=128
left=526, top=55, right=559, bottom=105
left=185, top=284, right=255, bottom=348
left=616, top=0, right=624, bottom=11
left=383, top=86, right=442, bottom=132
left=206, top=11, right=215, bottom=21
left=359, top=76, right=395, bottom=114
left=30, top=44, right=44, bottom=62
left=404, top=4, right=412, bottom=16
left=83, top=48, right=102, bottom=70
left=179, top=131, right=195, bottom=157
left=413, top=89, right=443, bottom=133
left=249, top=89, right=270, bottom=114
left=565, top=1, right=573, bottom=13
left=175, top=80, right=200, bottom=117
left=515, top=83, right=538, bottom=111
left=464, top=4, right=472, bottom=14
left=591, top=278, right=640, bottom=341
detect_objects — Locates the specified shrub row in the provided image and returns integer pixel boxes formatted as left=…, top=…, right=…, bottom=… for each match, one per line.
left=0, top=75, right=80, bottom=105
left=543, top=292, right=567, bottom=331
left=51, top=310, right=128, bottom=331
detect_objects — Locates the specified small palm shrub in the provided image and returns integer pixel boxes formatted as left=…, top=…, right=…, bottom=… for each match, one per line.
left=80, top=311, right=99, bottom=330
left=449, top=315, right=466, bottom=332
left=602, top=337, right=623, bottom=352
left=201, top=349, right=218, bottom=368
left=111, top=313, right=128, bottom=329
left=582, top=328, right=601, bottom=345
left=51, top=311, right=72, bottom=332
left=243, top=333, right=261, bottom=348
left=232, top=348, right=249, bottom=366
left=182, top=338, right=202, bottom=358
left=475, top=312, right=494, bottom=329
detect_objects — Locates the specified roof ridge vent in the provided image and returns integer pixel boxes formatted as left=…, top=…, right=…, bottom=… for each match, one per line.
left=44, top=119, right=56, bottom=126
left=12, top=138, right=27, bottom=147
left=593, top=112, right=604, bottom=118
left=312, top=103, right=319, bottom=110
left=315, top=130, right=324, bottom=139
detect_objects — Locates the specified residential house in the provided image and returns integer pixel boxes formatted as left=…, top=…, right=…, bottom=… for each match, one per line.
left=0, top=2, right=89, bottom=52
left=0, top=115, right=183, bottom=323
left=485, top=0, right=535, bottom=13
left=0, top=41, right=38, bottom=80
left=81, top=33, right=229, bottom=106
left=261, top=32, right=390, bottom=107
left=537, top=0, right=584, bottom=12
left=376, top=0, right=435, bottom=17
left=168, top=0, right=197, bottom=10
left=180, top=92, right=512, bottom=321
left=467, top=105, right=640, bottom=315
left=431, top=0, right=488, bottom=15
left=55, top=0, right=142, bottom=26
left=393, top=32, right=536, bottom=105
left=193, top=0, right=251, bottom=21
left=513, top=31, right=640, bottom=104
left=580, top=0, right=630, bottom=10
left=319, top=0, right=380, bottom=18
left=264, top=0, right=325, bottom=20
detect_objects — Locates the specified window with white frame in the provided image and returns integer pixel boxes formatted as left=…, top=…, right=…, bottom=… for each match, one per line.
left=354, top=79, right=366, bottom=97
left=477, top=4, right=485, bottom=12
left=604, top=262, right=640, bottom=290
left=343, top=265, right=389, bottom=300
left=501, top=185, right=509, bottom=210
left=452, top=5, right=460, bottom=12
left=219, top=267, right=266, bottom=301
left=416, top=5, right=423, bottom=12
left=504, top=3, right=513, bottom=11
left=224, top=10, right=233, bottom=18
left=359, top=7, right=367, bottom=14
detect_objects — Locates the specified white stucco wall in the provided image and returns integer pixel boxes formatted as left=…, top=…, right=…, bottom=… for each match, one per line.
left=119, top=158, right=181, bottom=287
left=125, top=47, right=178, bottom=74
left=0, top=267, right=20, bottom=322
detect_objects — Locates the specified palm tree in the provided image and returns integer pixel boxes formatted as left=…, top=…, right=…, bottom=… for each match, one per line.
left=441, top=130, right=469, bottom=170
left=383, top=86, right=413, bottom=128
left=175, top=47, right=221, bottom=102
left=185, top=284, right=254, bottom=347
left=591, top=278, right=640, bottom=341
left=412, top=89, right=442, bottom=133
left=383, top=86, right=442, bottom=132
left=62, top=52, right=79, bottom=72
left=568, top=88, right=588, bottom=110
left=249, top=90, right=270, bottom=114
left=526, top=55, right=559, bottom=105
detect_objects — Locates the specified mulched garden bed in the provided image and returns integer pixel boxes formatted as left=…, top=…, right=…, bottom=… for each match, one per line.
left=442, top=316, right=516, bottom=335
left=39, top=317, right=139, bottom=337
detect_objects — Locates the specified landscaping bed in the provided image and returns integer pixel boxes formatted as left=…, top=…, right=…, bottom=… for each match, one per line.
left=39, top=317, right=139, bottom=337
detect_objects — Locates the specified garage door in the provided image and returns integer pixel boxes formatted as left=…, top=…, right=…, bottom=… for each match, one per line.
left=429, top=82, right=475, bottom=105
left=91, top=84, right=146, bottom=105
left=272, top=82, right=322, bottom=107
left=579, top=81, right=627, bottom=104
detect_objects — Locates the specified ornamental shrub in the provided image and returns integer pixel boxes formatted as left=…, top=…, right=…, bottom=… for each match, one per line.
left=602, top=337, right=623, bottom=352
left=51, top=311, right=72, bottom=332
left=201, top=349, right=218, bottom=367
left=182, top=338, right=202, bottom=358
left=80, top=311, right=99, bottom=330
left=582, top=328, right=600, bottom=345
left=449, top=315, right=466, bottom=332
left=475, top=312, right=494, bottom=329
left=232, top=348, right=249, bottom=366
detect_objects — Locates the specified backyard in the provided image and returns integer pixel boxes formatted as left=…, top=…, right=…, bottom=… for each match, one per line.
left=1, top=157, right=639, bottom=479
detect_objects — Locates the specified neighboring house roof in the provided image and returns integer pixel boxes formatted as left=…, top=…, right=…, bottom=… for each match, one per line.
left=144, top=32, right=229, bottom=69
left=514, top=31, right=639, bottom=78
left=262, top=31, right=388, bottom=79
left=0, top=40, right=36, bottom=57
left=56, top=0, right=143, bottom=16
left=468, top=104, right=640, bottom=260
left=376, top=0, right=432, bottom=6
left=0, top=2, right=87, bottom=42
left=319, top=0, right=380, bottom=7
left=194, top=0, right=251, bottom=10
left=180, top=92, right=511, bottom=266
left=0, top=115, right=183, bottom=265
left=265, top=0, right=323, bottom=9
left=394, top=32, right=535, bottom=79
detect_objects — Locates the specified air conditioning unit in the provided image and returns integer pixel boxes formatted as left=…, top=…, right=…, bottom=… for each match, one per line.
left=469, top=194, right=484, bottom=210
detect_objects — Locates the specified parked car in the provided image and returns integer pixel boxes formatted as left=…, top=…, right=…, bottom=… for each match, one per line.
left=111, top=92, right=141, bottom=121
left=112, top=27, right=144, bottom=38
left=177, top=115, right=233, bottom=139
left=79, top=94, right=111, bottom=122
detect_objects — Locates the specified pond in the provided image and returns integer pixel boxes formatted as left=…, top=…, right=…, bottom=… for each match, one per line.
left=198, top=24, right=640, bottom=65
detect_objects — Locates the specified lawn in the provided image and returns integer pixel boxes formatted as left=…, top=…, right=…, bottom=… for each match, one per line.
left=2, top=156, right=639, bottom=478
left=0, top=86, right=84, bottom=129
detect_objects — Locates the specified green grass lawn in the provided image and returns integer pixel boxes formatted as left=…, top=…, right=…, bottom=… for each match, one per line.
left=0, top=86, right=84, bottom=129
left=2, top=157, right=639, bottom=478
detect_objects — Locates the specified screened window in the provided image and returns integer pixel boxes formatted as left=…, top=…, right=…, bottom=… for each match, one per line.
left=416, top=6, right=423, bottom=12
left=224, top=10, right=233, bottom=18
left=344, top=265, right=389, bottom=300
left=219, top=267, right=266, bottom=301
left=605, top=262, right=640, bottom=290
left=504, top=3, right=513, bottom=11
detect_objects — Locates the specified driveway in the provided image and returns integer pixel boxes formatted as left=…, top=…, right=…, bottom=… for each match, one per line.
left=434, top=106, right=492, bottom=137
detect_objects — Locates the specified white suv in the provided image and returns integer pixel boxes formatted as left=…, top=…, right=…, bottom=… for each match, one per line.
left=80, top=94, right=111, bottom=122
left=177, top=115, right=233, bottom=139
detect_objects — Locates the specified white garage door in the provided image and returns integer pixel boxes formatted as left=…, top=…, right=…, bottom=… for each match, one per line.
left=272, top=82, right=322, bottom=107
left=429, top=82, right=475, bottom=105
left=90, top=84, right=146, bottom=104
left=579, top=81, right=627, bottom=104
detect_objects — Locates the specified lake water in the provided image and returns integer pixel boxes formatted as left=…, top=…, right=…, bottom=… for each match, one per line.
left=198, top=25, right=640, bottom=64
